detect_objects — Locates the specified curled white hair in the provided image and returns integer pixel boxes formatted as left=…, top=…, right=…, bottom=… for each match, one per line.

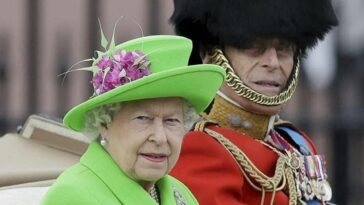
left=182, top=101, right=200, bottom=131
left=82, top=100, right=200, bottom=141
left=83, top=103, right=122, bottom=140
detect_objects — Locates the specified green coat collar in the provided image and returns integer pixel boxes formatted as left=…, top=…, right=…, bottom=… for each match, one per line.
left=81, top=142, right=185, bottom=205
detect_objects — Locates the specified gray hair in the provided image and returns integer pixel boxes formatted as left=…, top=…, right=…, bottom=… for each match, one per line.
left=83, top=100, right=199, bottom=141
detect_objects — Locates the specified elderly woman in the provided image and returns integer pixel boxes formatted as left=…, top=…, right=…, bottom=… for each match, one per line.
left=40, top=35, right=225, bottom=205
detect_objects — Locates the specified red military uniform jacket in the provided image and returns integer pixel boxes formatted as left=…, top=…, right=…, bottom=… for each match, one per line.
left=171, top=95, right=332, bottom=205
left=171, top=124, right=327, bottom=205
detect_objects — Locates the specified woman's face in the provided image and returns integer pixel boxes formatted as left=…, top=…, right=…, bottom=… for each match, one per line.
left=100, top=98, right=186, bottom=189
left=207, top=38, right=295, bottom=115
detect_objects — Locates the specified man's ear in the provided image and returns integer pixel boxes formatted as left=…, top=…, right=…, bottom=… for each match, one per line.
left=202, top=53, right=212, bottom=64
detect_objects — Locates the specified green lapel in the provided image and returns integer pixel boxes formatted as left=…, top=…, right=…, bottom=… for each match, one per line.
left=80, top=142, right=179, bottom=205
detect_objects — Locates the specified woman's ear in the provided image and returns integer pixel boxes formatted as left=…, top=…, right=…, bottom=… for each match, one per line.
left=98, top=123, right=108, bottom=140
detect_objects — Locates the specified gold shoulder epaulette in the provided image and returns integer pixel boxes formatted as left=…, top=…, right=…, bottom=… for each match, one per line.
left=193, top=119, right=218, bottom=132
left=274, top=117, right=291, bottom=126
left=274, top=118, right=301, bottom=133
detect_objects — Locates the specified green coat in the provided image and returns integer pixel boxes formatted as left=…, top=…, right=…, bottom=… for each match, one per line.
left=41, top=142, right=198, bottom=205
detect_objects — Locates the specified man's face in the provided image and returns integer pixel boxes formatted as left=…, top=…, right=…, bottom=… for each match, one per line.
left=211, top=38, right=295, bottom=115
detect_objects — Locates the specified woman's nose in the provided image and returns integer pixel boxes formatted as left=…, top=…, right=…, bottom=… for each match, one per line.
left=149, top=120, right=168, bottom=144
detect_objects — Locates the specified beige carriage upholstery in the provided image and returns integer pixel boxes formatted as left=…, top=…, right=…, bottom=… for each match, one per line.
left=0, top=115, right=89, bottom=204
left=0, top=187, right=50, bottom=205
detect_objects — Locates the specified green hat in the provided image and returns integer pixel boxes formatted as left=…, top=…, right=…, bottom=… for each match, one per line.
left=64, top=35, right=225, bottom=131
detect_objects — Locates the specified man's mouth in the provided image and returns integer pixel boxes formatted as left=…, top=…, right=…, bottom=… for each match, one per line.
left=254, top=80, right=280, bottom=87
left=251, top=80, right=282, bottom=95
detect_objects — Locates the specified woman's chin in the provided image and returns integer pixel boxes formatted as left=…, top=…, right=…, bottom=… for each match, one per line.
left=137, top=168, right=167, bottom=182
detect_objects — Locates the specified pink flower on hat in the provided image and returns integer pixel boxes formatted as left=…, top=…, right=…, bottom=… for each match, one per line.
left=91, top=50, right=151, bottom=95
left=61, top=20, right=152, bottom=97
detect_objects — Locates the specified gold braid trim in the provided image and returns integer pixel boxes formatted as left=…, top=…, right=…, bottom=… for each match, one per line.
left=211, top=49, right=299, bottom=106
left=285, top=167, right=298, bottom=205
left=203, top=127, right=300, bottom=205
left=194, top=120, right=218, bottom=132
left=205, top=128, right=286, bottom=191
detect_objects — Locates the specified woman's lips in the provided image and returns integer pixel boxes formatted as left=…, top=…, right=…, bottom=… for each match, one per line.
left=140, top=153, right=167, bottom=163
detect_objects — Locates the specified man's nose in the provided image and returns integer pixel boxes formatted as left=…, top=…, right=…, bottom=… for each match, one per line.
left=260, top=47, right=280, bottom=70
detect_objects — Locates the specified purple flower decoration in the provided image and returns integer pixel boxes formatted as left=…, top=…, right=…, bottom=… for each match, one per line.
left=91, top=50, right=151, bottom=95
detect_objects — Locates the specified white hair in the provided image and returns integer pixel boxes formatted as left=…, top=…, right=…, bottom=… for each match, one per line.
left=83, top=103, right=122, bottom=140
left=182, top=101, right=200, bottom=131
left=82, top=99, right=199, bottom=141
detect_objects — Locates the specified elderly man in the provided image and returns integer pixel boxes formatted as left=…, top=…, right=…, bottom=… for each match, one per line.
left=170, top=0, right=338, bottom=204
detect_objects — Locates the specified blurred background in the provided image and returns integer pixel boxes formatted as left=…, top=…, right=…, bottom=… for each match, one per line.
left=0, top=0, right=363, bottom=204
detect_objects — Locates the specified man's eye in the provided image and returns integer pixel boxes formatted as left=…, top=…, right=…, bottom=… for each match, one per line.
left=277, top=45, right=290, bottom=52
left=245, top=46, right=266, bottom=56
left=276, top=46, right=293, bottom=57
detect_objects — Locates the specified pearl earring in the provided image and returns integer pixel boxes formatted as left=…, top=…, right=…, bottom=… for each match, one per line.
left=100, top=137, right=107, bottom=146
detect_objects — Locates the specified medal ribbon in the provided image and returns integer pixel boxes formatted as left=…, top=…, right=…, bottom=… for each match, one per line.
left=266, top=129, right=292, bottom=151
left=304, top=155, right=327, bottom=179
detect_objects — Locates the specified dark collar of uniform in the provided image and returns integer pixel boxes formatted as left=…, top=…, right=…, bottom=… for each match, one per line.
left=202, top=94, right=274, bottom=140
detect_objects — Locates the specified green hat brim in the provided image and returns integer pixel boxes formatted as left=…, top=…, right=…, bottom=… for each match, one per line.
left=64, top=64, right=224, bottom=131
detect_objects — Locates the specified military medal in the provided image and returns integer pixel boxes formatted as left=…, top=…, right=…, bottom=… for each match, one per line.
left=313, top=180, right=332, bottom=201
left=265, top=130, right=333, bottom=204
left=285, top=150, right=301, bottom=170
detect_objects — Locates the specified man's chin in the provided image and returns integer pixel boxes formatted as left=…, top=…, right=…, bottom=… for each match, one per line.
left=238, top=99, right=283, bottom=116
left=250, top=87, right=282, bottom=97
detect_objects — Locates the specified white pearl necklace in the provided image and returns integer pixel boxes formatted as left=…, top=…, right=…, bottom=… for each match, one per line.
left=149, top=185, right=160, bottom=204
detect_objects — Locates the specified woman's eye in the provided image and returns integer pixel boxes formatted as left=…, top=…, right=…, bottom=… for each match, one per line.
left=136, top=116, right=150, bottom=121
left=165, top=118, right=181, bottom=125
